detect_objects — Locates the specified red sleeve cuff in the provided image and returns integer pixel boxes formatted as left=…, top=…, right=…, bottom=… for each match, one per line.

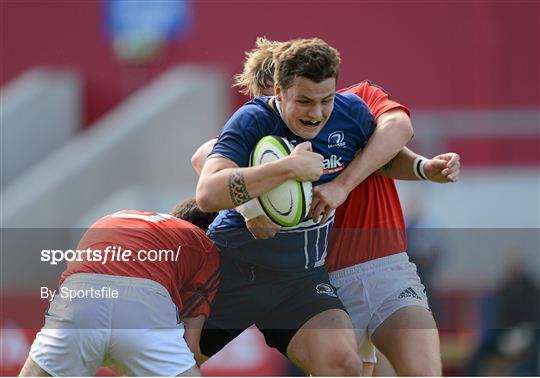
left=374, top=103, right=410, bottom=119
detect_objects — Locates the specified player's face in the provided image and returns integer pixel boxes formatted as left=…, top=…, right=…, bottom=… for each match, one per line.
left=275, top=77, right=336, bottom=140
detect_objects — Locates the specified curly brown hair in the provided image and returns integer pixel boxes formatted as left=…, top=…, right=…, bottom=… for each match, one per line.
left=273, top=38, right=341, bottom=90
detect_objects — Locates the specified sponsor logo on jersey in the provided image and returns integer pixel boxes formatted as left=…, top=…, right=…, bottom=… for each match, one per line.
left=398, top=287, right=423, bottom=300
left=328, top=131, right=346, bottom=148
left=316, top=283, right=337, bottom=297
left=323, top=155, right=344, bottom=174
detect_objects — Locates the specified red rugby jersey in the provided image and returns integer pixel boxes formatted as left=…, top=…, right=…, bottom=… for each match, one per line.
left=325, top=81, right=410, bottom=272
left=60, top=210, right=220, bottom=318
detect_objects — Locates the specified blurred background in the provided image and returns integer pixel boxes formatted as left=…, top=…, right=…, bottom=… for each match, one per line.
left=1, top=0, right=538, bottom=376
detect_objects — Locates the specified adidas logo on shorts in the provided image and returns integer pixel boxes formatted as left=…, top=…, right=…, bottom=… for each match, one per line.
left=398, top=287, right=422, bottom=300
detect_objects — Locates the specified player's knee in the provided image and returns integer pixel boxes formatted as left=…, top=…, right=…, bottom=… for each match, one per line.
left=399, top=356, right=442, bottom=377
left=321, top=347, right=363, bottom=376
left=340, top=351, right=363, bottom=376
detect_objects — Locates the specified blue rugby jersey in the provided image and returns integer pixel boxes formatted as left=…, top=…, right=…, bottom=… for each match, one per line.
left=207, top=94, right=375, bottom=271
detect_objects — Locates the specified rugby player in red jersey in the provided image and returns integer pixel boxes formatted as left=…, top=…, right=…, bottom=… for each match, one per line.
left=192, top=38, right=460, bottom=376
left=325, top=81, right=446, bottom=376
left=20, top=199, right=219, bottom=377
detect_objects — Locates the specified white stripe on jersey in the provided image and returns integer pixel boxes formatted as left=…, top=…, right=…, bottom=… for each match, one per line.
left=304, top=232, right=309, bottom=270
left=315, top=223, right=330, bottom=267
left=297, top=220, right=333, bottom=269
left=315, top=227, right=320, bottom=261
left=109, top=212, right=173, bottom=223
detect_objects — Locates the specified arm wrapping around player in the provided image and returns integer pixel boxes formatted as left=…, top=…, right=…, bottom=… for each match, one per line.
left=378, top=147, right=461, bottom=182
left=183, top=315, right=206, bottom=365
left=192, top=138, right=217, bottom=176
left=345, top=81, right=459, bottom=183
left=332, top=108, right=413, bottom=193
left=179, top=242, right=220, bottom=365
left=309, top=109, right=412, bottom=223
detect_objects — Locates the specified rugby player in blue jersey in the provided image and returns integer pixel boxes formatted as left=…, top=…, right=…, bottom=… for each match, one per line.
left=196, top=38, right=413, bottom=376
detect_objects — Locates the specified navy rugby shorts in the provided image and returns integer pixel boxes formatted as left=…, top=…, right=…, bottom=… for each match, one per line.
left=200, top=256, right=347, bottom=357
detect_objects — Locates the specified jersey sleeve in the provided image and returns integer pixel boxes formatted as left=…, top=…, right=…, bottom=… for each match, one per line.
left=342, top=92, right=377, bottom=147
left=179, top=237, right=221, bottom=319
left=340, top=81, right=410, bottom=119
left=209, top=104, right=265, bottom=167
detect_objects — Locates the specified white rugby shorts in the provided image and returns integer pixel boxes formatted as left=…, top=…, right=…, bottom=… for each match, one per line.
left=329, top=252, right=430, bottom=363
left=29, top=273, right=196, bottom=376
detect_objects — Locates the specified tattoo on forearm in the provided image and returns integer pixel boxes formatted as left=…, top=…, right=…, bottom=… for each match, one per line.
left=228, top=170, right=251, bottom=206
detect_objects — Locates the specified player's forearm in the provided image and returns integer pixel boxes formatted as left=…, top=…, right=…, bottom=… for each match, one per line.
left=196, top=159, right=295, bottom=212
left=333, top=110, right=413, bottom=193
left=377, top=147, right=422, bottom=180
left=183, top=315, right=205, bottom=363
left=192, top=138, right=218, bottom=176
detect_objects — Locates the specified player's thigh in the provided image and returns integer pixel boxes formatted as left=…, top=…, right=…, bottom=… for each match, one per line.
left=27, top=277, right=111, bottom=377
left=286, top=309, right=362, bottom=376
left=106, top=277, right=198, bottom=376
left=110, top=327, right=197, bottom=376
left=259, top=267, right=351, bottom=359
left=199, top=259, right=264, bottom=358
left=372, top=350, right=396, bottom=377
left=19, top=356, right=51, bottom=377
left=331, top=272, right=376, bottom=364
left=364, top=254, right=440, bottom=375
left=29, top=328, right=107, bottom=377
left=199, top=290, right=246, bottom=359
left=371, top=305, right=441, bottom=376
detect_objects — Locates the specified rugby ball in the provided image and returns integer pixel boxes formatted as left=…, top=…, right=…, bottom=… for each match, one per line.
left=250, top=136, right=312, bottom=227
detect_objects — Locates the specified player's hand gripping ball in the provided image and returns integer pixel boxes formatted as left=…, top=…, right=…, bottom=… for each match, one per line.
left=250, top=136, right=312, bottom=227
